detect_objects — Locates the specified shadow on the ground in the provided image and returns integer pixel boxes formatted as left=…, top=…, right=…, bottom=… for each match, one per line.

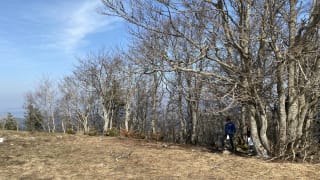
left=206, top=146, right=257, bottom=158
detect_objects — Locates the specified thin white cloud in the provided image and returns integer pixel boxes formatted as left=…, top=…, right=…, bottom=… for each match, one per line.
left=0, top=0, right=124, bottom=116
left=60, top=0, right=121, bottom=52
left=12, top=0, right=122, bottom=53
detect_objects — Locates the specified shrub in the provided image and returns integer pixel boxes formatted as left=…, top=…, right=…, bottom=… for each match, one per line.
left=151, top=132, right=164, bottom=141
left=66, top=128, right=76, bottom=134
left=104, top=128, right=119, bottom=137
left=120, top=128, right=146, bottom=139
left=87, top=128, right=97, bottom=136
left=4, top=113, right=18, bottom=130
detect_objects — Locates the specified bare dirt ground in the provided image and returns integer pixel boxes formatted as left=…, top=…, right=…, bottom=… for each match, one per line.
left=0, top=130, right=319, bottom=179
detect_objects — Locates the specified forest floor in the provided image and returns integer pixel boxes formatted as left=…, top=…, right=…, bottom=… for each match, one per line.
left=0, top=130, right=319, bottom=179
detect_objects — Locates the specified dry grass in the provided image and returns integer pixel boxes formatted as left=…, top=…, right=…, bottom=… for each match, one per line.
left=0, top=130, right=319, bottom=179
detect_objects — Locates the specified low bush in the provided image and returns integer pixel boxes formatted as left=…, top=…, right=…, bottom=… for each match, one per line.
left=104, top=128, right=119, bottom=137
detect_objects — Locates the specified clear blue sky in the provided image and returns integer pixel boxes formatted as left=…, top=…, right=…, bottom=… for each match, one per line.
left=0, top=0, right=128, bottom=118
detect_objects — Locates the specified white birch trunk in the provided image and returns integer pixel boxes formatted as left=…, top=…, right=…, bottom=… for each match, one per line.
left=151, top=73, right=159, bottom=135
left=124, top=98, right=131, bottom=131
left=102, top=106, right=110, bottom=132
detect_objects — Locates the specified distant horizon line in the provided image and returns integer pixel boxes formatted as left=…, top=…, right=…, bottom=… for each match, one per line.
left=0, top=108, right=24, bottom=118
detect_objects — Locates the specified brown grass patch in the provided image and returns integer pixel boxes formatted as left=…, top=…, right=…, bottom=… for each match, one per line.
left=0, top=130, right=319, bottom=179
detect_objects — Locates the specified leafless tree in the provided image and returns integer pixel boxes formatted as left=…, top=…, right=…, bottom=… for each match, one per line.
left=101, top=0, right=320, bottom=158
left=58, top=75, right=98, bottom=134
left=74, top=51, right=125, bottom=133
left=31, top=76, right=57, bottom=133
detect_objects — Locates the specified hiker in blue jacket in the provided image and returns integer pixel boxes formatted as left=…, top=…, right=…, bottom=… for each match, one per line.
left=224, top=117, right=236, bottom=152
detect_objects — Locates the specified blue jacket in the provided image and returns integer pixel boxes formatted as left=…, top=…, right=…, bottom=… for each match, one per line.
left=225, top=122, right=236, bottom=135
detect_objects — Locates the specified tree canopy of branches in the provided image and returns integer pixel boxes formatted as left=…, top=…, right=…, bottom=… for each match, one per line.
left=22, top=0, right=320, bottom=161
left=101, top=0, right=320, bottom=158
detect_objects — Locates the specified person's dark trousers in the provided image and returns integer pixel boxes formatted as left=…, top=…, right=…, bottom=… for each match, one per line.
left=223, top=134, right=235, bottom=152
left=228, top=134, right=235, bottom=152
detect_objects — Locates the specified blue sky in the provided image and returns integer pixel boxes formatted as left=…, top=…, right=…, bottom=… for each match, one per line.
left=0, top=0, right=128, bottom=118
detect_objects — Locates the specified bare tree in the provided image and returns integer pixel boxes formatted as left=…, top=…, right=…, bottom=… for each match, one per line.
left=120, top=62, right=137, bottom=132
left=101, top=0, right=320, bottom=158
left=132, top=76, right=151, bottom=134
left=58, top=75, right=98, bottom=134
left=74, top=51, right=125, bottom=133
left=31, top=76, right=57, bottom=133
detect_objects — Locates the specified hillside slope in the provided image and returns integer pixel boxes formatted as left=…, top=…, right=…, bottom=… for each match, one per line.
left=0, top=130, right=319, bottom=179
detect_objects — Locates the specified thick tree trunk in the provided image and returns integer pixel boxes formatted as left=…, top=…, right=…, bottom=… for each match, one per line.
left=61, top=120, right=65, bottom=134
left=110, top=108, right=114, bottom=129
left=177, top=71, right=186, bottom=143
left=124, top=98, right=131, bottom=131
left=190, top=103, right=198, bottom=144
left=83, top=115, right=89, bottom=134
left=277, top=57, right=287, bottom=156
left=124, top=75, right=133, bottom=131
left=287, top=0, right=298, bottom=143
left=77, top=112, right=89, bottom=134
left=102, top=105, right=111, bottom=132
left=254, top=90, right=271, bottom=153
left=248, top=104, right=269, bottom=157
left=51, top=111, right=55, bottom=133
left=241, top=105, right=247, bottom=141
left=47, top=118, right=51, bottom=133
left=297, top=95, right=308, bottom=140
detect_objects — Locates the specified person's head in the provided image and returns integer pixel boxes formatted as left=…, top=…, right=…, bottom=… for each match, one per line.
left=226, top=117, right=231, bottom=122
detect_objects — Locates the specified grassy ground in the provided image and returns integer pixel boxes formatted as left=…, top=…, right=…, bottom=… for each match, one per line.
left=0, top=130, right=319, bottom=179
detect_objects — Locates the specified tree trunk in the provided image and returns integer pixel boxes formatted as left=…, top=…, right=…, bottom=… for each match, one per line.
left=61, top=120, right=65, bottom=134
left=124, top=75, right=133, bottom=131
left=110, top=107, right=114, bottom=129
left=47, top=117, right=51, bottom=133
left=248, top=104, right=269, bottom=157
left=241, top=105, right=247, bottom=142
left=178, top=90, right=186, bottom=144
left=102, top=105, right=111, bottom=132
left=151, top=73, right=159, bottom=135
left=287, top=0, right=298, bottom=143
left=77, top=112, right=89, bottom=134
left=124, top=98, right=131, bottom=131
left=190, top=102, right=198, bottom=144
left=177, top=71, right=186, bottom=143
left=51, top=112, right=55, bottom=133
left=254, top=90, right=271, bottom=153
left=277, top=55, right=287, bottom=156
